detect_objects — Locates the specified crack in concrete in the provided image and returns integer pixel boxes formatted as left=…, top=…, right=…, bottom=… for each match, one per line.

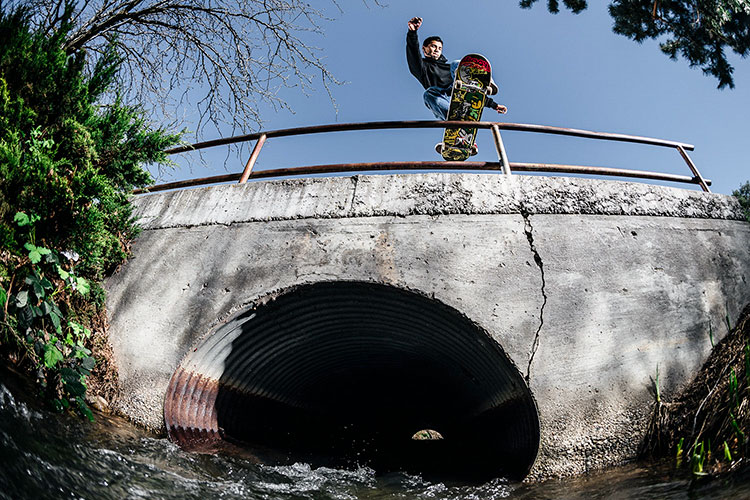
left=349, top=175, right=360, bottom=213
left=522, top=210, right=547, bottom=384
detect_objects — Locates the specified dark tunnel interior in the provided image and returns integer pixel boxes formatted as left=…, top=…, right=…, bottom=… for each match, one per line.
left=165, top=281, right=540, bottom=481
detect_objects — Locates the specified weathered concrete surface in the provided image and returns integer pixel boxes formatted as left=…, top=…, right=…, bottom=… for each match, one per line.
left=105, top=173, right=750, bottom=480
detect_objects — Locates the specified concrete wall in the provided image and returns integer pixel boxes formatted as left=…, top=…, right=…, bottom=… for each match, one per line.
left=105, top=173, right=750, bottom=479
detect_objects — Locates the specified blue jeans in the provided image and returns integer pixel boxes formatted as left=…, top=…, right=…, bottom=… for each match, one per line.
left=423, top=60, right=460, bottom=120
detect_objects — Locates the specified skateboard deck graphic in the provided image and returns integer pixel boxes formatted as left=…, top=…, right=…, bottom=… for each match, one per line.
left=441, top=54, right=491, bottom=161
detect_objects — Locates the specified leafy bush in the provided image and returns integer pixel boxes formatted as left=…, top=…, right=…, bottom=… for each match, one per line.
left=4, top=213, right=97, bottom=418
left=733, top=182, right=750, bottom=223
left=0, top=7, right=180, bottom=279
left=0, top=5, right=180, bottom=416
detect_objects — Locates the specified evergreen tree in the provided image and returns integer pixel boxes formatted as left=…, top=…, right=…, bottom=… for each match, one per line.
left=520, top=0, right=750, bottom=89
left=0, top=6, right=180, bottom=279
left=733, top=181, right=750, bottom=221
left=0, top=5, right=180, bottom=417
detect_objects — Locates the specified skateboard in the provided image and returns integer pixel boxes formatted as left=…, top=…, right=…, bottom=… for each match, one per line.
left=440, top=54, right=492, bottom=161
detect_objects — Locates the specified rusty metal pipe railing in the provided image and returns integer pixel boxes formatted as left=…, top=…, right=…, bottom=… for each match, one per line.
left=676, top=145, right=710, bottom=192
left=143, top=120, right=709, bottom=194
left=509, top=163, right=710, bottom=184
left=491, top=124, right=511, bottom=175
left=133, top=161, right=711, bottom=195
left=165, top=120, right=695, bottom=155
left=238, top=133, right=266, bottom=183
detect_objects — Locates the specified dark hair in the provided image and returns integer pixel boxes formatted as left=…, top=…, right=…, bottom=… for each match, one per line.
left=422, top=36, right=443, bottom=47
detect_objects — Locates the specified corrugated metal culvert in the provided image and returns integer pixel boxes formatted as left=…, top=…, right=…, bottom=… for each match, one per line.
left=164, top=281, right=539, bottom=480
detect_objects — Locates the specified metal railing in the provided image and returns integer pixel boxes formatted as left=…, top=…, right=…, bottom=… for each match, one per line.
left=135, top=120, right=711, bottom=194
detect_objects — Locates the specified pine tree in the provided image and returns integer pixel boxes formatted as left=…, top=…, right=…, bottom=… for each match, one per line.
left=0, top=5, right=180, bottom=417
left=520, top=0, right=750, bottom=89
left=0, top=6, right=181, bottom=278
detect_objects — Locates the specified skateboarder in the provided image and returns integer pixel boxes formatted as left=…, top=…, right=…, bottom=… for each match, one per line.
left=406, top=16, right=507, bottom=126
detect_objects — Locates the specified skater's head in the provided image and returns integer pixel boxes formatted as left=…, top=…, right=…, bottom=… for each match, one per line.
left=422, top=36, right=443, bottom=60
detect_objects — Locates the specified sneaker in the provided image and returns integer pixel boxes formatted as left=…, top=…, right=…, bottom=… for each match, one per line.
left=488, top=78, right=498, bottom=95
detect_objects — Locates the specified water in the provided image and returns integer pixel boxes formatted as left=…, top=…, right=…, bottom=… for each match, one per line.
left=2, top=379, right=750, bottom=500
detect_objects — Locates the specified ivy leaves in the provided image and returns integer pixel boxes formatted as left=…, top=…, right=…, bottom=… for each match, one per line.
left=6, top=212, right=96, bottom=420
left=43, top=321, right=94, bottom=370
left=44, top=342, right=64, bottom=368
left=14, top=211, right=39, bottom=228
left=57, top=265, right=90, bottom=295
left=24, top=243, right=51, bottom=264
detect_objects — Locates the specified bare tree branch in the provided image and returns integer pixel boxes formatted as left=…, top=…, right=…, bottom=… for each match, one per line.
left=9, top=0, right=361, bottom=138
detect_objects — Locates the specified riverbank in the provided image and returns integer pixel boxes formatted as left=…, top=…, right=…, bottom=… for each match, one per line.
left=641, top=303, right=750, bottom=475
left=0, top=296, right=120, bottom=415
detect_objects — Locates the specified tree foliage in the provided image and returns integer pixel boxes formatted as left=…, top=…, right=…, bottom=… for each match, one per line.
left=0, top=4, right=180, bottom=416
left=520, top=0, right=587, bottom=14
left=733, top=181, right=750, bottom=221
left=520, top=0, right=750, bottom=89
left=0, top=6, right=180, bottom=278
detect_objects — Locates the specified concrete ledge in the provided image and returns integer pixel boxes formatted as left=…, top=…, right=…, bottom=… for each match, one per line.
left=132, top=174, right=744, bottom=229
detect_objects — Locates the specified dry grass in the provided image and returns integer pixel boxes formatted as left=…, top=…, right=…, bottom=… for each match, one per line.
left=85, top=307, right=119, bottom=407
left=641, top=304, right=750, bottom=473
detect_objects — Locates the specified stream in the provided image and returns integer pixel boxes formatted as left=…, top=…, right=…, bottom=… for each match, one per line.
left=2, top=380, right=749, bottom=500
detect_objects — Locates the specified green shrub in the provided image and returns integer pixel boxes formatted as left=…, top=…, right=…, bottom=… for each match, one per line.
left=0, top=5, right=180, bottom=416
left=733, top=182, right=750, bottom=223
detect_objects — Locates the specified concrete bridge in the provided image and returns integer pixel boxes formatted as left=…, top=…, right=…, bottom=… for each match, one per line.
left=105, top=173, right=750, bottom=480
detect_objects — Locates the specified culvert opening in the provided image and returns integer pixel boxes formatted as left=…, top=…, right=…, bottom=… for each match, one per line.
left=411, top=429, right=444, bottom=440
left=165, top=281, right=540, bottom=481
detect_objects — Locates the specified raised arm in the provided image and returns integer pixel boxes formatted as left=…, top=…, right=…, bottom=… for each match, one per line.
left=406, top=17, right=426, bottom=85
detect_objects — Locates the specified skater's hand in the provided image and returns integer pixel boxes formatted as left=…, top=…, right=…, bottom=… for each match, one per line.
left=408, top=17, right=422, bottom=31
left=495, top=105, right=508, bottom=114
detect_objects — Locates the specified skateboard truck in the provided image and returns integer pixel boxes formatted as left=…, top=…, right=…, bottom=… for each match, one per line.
left=453, top=80, right=493, bottom=95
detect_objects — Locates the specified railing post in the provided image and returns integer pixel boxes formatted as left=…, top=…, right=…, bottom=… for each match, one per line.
left=239, top=133, right=267, bottom=184
left=676, top=145, right=710, bottom=193
left=491, top=124, right=511, bottom=175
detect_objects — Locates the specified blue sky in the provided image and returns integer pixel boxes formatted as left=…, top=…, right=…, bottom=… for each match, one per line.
left=159, top=1, right=750, bottom=196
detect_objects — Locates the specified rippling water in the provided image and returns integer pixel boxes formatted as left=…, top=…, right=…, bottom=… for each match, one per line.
left=2, top=379, right=750, bottom=500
